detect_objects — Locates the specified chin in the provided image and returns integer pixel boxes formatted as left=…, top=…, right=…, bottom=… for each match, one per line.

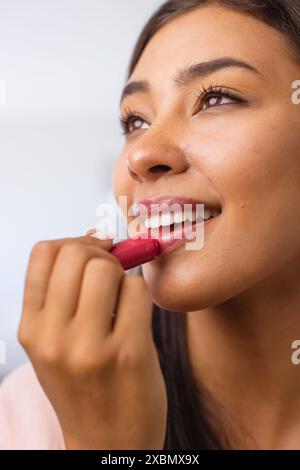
left=152, top=292, right=229, bottom=313
left=142, top=256, right=259, bottom=313
left=143, top=271, right=227, bottom=312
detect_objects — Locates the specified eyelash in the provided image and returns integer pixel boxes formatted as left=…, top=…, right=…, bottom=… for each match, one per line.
left=119, top=84, right=245, bottom=136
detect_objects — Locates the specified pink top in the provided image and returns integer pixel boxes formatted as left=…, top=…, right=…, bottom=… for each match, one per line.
left=0, top=361, right=65, bottom=450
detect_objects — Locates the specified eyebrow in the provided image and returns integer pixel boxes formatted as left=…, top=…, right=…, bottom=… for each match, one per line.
left=119, top=56, right=262, bottom=105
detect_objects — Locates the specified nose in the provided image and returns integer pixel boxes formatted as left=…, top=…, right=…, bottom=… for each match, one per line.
left=125, top=138, right=189, bottom=183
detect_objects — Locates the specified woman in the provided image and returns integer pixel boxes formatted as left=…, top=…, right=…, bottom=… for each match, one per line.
left=1, top=0, right=300, bottom=450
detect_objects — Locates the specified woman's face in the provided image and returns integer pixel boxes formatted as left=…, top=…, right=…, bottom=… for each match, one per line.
left=112, top=4, right=300, bottom=312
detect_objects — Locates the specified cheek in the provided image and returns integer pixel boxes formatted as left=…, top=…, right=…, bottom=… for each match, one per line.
left=189, top=108, right=300, bottom=229
left=142, top=111, right=300, bottom=312
left=216, top=111, right=300, bottom=258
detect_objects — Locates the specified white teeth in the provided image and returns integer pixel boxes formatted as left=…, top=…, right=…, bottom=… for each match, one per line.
left=204, top=208, right=212, bottom=220
left=131, top=203, right=140, bottom=216
left=144, top=218, right=151, bottom=229
left=149, top=215, right=160, bottom=229
left=174, top=212, right=185, bottom=223
left=160, top=213, right=174, bottom=226
left=186, top=210, right=197, bottom=222
left=139, top=206, right=220, bottom=229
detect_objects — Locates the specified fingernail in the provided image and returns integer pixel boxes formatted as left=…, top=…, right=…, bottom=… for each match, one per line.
left=90, top=229, right=116, bottom=240
left=84, top=228, right=97, bottom=236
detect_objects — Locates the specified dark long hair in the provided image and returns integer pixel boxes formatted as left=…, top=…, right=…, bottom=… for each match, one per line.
left=124, top=0, right=300, bottom=450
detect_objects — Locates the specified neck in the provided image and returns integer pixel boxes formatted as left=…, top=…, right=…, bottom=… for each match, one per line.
left=187, top=256, right=300, bottom=449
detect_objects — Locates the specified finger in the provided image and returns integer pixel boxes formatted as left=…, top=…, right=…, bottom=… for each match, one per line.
left=19, top=240, right=64, bottom=350
left=75, top=257, right=124, bottom=339
left=44, top=242, right=121, bottom=325
left=43, top=234, right=114, bottom=250
left=22, top=241, right=59, bottom=315
left=78, top=234, right=114, bottom=249
left=22, top=236, right=114, bottom=315
left=56, top=235, right=114, bottom=250
left=112, top=275, right=153, bottom=344
left=84, top=227, right=115, bottom=241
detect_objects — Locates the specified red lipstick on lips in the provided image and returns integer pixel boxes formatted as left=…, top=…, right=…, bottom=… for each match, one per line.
left=109, top=237, right=162, bottom=271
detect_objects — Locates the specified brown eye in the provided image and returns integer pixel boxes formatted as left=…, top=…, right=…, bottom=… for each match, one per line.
left=192, top=86, right=245, bottom=116
left=127, top=116, right=149, bottom=133
left=120, top=112, right=150, bottom=135
left=202, top=95, right=235, bottom=111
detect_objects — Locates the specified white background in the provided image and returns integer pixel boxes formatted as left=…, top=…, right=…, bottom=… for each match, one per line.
left=0, top=0, right=162, bottom=378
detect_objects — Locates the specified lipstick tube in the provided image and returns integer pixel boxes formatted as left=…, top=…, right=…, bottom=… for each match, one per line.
left=109, top=237, right=161, bottom=271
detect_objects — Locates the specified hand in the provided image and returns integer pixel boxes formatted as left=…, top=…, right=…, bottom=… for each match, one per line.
left=18, top=234, right=168, bottom=449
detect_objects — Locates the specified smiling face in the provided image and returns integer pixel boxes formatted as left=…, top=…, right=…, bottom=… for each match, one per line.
left=112, top=4, right=300, bottom=312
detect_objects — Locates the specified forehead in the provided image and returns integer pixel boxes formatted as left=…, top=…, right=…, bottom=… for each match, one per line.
left=129, top=4, right=291, bottom=85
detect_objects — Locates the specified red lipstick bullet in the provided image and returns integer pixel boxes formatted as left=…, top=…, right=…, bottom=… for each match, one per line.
left=109, top=237, right=161, bottom=271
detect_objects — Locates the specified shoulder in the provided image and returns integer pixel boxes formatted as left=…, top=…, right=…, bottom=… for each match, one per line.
left=0, top=361, right=65, bottom=449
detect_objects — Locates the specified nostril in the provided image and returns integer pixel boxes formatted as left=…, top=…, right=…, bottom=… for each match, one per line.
left=149, top=164, right=171, bottom=173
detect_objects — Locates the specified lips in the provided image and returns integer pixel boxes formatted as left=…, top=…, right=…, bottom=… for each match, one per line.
left=129, top=195, right=222, bottom=252
left=132, top=196, right=221, bottom=216
left=132, top=196, right=220, bottom=227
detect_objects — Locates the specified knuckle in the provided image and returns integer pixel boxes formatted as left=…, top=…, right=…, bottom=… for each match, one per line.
left=17, top=323, right=32, bottom=350
left=67, top=346, right=113, bottom=376
left=40, top=348, right=61, bottom=366
left=68, top=356, right=98, bottom=376
left=37, top=339, right=62, bottom=366
left=30, top=240, right=54, bottom=258
left=59, top=242, right=86, bottom=259
left=116, top=343, right=145, bottom=371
